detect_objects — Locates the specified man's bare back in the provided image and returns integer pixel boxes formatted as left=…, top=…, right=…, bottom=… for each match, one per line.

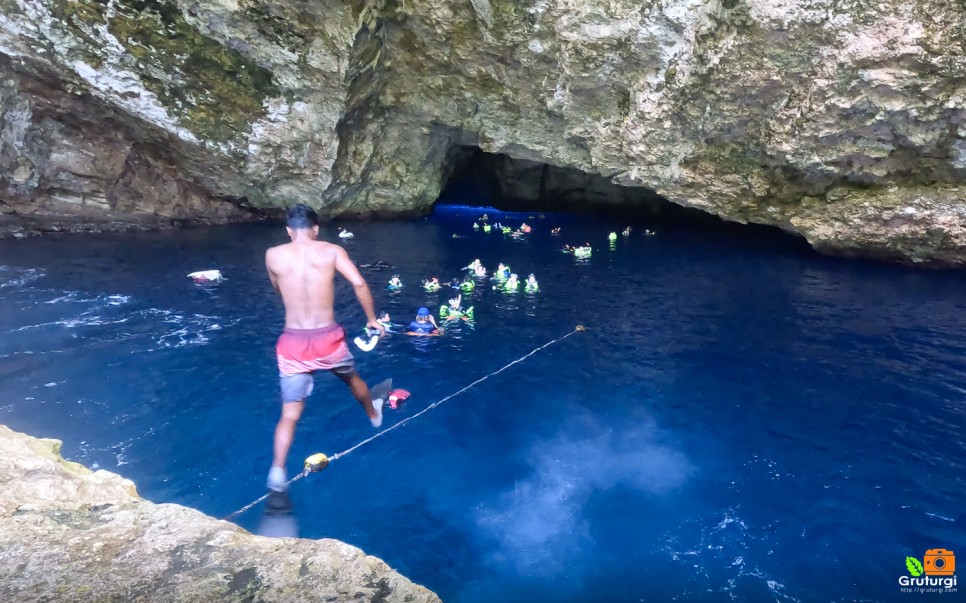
left=266, top=239, right=379, bottom=331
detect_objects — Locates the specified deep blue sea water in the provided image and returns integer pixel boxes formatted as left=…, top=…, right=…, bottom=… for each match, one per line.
left=1, top=206, right=965, bottom=602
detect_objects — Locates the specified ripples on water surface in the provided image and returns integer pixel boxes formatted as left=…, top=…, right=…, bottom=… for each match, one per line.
left=1, top=206, right=964, bottom=602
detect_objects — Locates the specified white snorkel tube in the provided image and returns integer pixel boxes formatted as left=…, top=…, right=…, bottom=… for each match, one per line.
left=353, top=327, right=380, bottom=352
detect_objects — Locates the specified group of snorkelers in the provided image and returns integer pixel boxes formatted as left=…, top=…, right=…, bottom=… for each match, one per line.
left=472, top=215, right=533, bottom=238
left=561, top=226, right=656, bottom=255
left=607, top=226, right=656, bottom=241
left=380, top=217, right=654, bottom=339
left=379, top=257, right=540, bottom=337
left=467, top=217, right=656, bottom=258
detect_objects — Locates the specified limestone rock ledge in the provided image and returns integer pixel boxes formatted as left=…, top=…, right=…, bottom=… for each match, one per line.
left=0, top=424, right=441, bottom=603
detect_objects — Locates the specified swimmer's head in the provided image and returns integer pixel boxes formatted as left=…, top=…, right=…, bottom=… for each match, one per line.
left=286, top=203, right=318, bottom=232
left=417, top=307, right=430, bottom=317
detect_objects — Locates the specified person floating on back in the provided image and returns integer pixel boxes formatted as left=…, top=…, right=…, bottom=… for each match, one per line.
left=264, top=204, right=388, bottom=492
left=406, top=306, right=440, bottom=335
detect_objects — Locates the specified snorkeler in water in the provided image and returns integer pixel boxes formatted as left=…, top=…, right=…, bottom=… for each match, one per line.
left=377, top=312, right=395, bottom=331
left=406, top=307, right=440, bottom=335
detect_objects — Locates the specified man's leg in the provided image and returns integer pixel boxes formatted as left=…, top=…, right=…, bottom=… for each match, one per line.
left=334, top=370, right=376, bottom=419
left=268, top=400, right=303, bottom=491
left=269, top=372, right=313, bottom=491
left=334, top=370, right=392, bottom=427
left=272, top=400, right=304, bottom=470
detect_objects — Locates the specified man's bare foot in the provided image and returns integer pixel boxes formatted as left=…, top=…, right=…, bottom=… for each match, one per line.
left=369, top=396, right=384, bottom=428
left=368, top=378, right=392, bottom=428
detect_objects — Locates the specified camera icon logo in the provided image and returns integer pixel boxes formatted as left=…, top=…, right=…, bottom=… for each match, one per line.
left=924, top=549, right=956, bottom=576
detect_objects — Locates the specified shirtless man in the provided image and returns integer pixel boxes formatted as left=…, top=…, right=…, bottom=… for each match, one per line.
left=264, top=203, right=386, bottom=492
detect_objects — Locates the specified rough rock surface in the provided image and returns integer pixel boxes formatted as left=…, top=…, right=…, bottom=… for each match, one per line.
left=0, top=424, right=441, bottom=603
left=0, top=59, right=259, bottom=236
left=1, top=0, right=965, bottom=263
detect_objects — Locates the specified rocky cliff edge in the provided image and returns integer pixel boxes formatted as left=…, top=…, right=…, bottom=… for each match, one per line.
left=0, top=424, right=441, bottom=603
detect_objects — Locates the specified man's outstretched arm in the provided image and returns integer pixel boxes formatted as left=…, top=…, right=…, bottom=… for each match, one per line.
left=334, top=246, right=384, bottom=334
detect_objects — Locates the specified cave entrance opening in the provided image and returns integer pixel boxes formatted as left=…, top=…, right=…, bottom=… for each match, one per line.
left=435, top=146, right=718, bottom=226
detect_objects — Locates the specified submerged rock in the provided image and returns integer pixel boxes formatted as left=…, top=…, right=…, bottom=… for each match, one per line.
left=0, top=424, right=440, bottom=602
left=0, top=0, right=964, bottom=264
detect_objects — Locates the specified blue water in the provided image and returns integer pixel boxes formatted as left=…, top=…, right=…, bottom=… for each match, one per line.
left=1, top=206, right=965, bottom=602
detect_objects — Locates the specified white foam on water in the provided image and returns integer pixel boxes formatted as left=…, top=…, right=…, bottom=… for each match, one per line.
left=6, top=291, right=134, bottom=336
left=44, top=293, right=80, bottom=304
left=43, top=292, right=131, bottom=306
left=6, top=291, right=232, bottom=353
left=56, top=316, right=131, bottom=328
left=138, top=309, right=237, bottom=351
left=110, top=440, right=133, bottom=467
left=664, top=508, right=805, bottom=602
left=0, top=266, right=46, bottom=288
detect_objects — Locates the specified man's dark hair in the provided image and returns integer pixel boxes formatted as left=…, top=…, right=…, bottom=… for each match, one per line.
left=286, top=203, right=318, bottom=229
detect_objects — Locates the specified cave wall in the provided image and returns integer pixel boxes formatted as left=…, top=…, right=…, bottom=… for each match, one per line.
left=0, top=60, right=249, bottom=228
left=348, top=0, right=966, bottom=263
left=1, top=0, right=965, bottom=262
left=0, top=0, right=357, bottom=218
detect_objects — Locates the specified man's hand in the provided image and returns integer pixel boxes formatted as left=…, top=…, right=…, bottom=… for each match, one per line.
left=366, top=319, right=386, bottom=336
